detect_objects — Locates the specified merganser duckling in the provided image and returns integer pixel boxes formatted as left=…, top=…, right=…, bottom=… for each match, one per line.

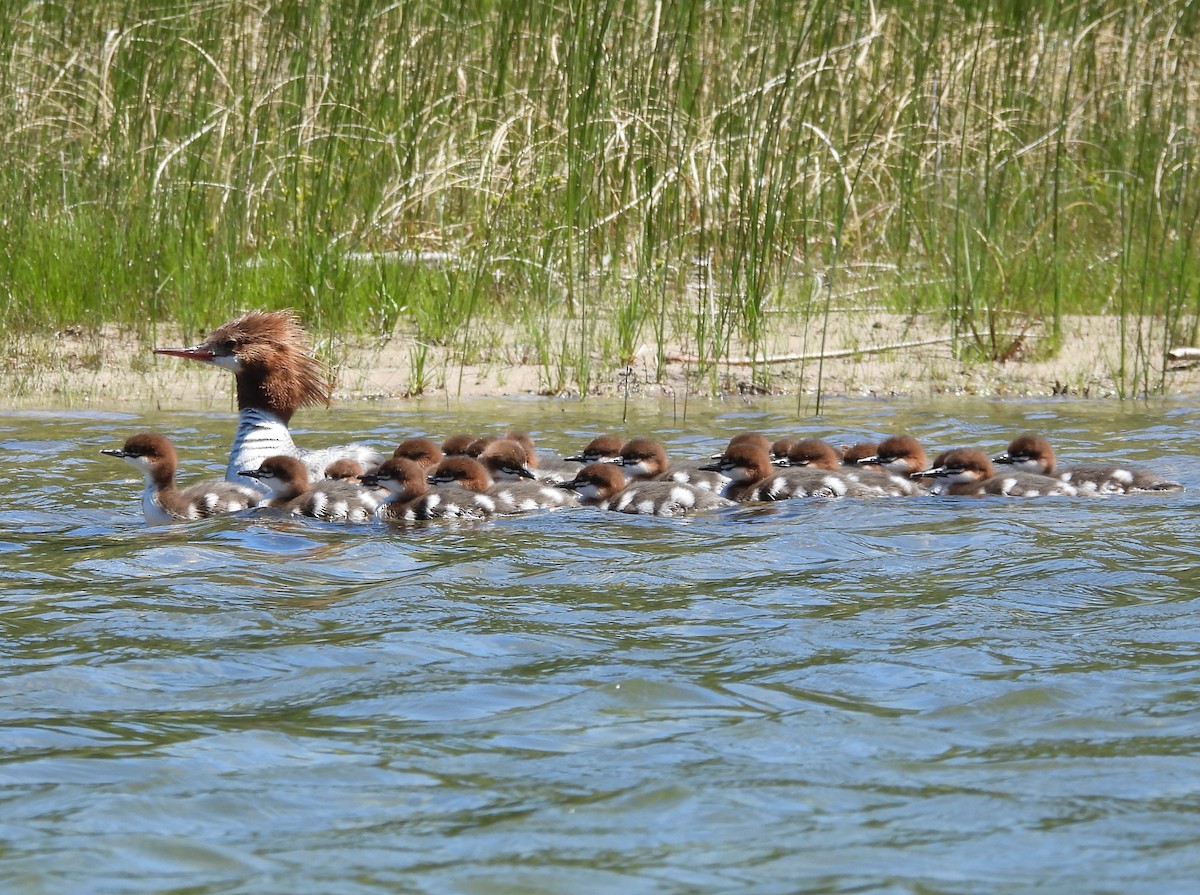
left=840, top=442, right=879, bottom=466
left=701, top=444, right=874, bottom=501
left=154, top=310, right=383, bottom=493
left=923, top=450, right=951, bottom=495
left=617, top=437, right=730, bottom=492
left=713, top=432, right=773, bottom=461
left=360, top=458, right=495, bottom=521
left=324, top=458, right=365, bottom=480
left=429, top=455, right=577, bottom=513
left=856, top=435, right=929, bottom=478
left=503, top=429, right=571, bottom=482
left=442, top=434, right=477, bottom=456
left=716, top=432, right=773, bottom=457
left=101, top=432, right=260, bottom=524
left=393, top=437, right=445, bottom=470
left=557, top=463, right=733, bottom=516
left=914, top=448, right=1078, bottom=497
left=466, top=437, right=495, bottom=457
left=780, top=438, right=919, bottom=496
left=778, top=438, right=843, bottom=470
left=768, top=437, right=799, bottom=463
left=477, top=439, right=538, bottom=481
left=992, top=434, right=1183, bottom=493
left=239, top=455, right=381, bottom=521
left=564, top=434, right=624, bottom=463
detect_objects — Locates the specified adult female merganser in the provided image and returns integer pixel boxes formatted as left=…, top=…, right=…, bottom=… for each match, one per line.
left=700, top=444, right=874, bottom=501
left=616, top=437, right=730, bottom=491
left=154, top=309, right=383, bottom=493
left=914, top=448, right=1078, bottom=496
left=429, top=455, right=577, bottom=513
left=557, top=463, right=733, bottom=516
left=239, top=455, right=382, bottom=521
left=992, top=434, right=1183, bottom=493
left=360, top=458, right=496, bottom=521
left=101, top=432, right=260, bottom=524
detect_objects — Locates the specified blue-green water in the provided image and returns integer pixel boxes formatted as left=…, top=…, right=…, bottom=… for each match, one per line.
left=2, top=398, right=1198, bottom=894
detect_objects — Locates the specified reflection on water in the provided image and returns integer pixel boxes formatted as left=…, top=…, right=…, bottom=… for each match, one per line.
left=2, top=398, right=1199, bottom=894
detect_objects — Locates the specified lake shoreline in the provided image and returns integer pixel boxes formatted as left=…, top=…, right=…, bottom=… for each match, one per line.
left=4, top=312, right=1199, bottom=409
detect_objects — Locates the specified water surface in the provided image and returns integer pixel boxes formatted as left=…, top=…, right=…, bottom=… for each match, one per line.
left=2, top=398, right=1198, bottom=894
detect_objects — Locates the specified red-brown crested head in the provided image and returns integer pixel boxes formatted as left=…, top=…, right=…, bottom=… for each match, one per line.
left=155, top=310, right=331, bottom=422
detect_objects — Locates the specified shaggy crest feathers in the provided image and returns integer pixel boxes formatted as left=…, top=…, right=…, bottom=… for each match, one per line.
left=204, top=310, right=331, bottom=420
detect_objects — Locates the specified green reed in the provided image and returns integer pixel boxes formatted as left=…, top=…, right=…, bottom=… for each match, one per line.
left=0, top=0, right=1197, bottom=397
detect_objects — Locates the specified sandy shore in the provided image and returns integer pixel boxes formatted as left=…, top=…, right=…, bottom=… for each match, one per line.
left=4, top=312, right=1198, bottom=408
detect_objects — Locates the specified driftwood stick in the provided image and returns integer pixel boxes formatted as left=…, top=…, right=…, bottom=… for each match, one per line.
left=1168, top=347, right=1200, bottom=360
left=664, top=336, right=957, bottom=366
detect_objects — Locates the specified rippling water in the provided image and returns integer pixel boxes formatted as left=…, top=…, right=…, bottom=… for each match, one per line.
left=2, top=398, right=1198, bottom=894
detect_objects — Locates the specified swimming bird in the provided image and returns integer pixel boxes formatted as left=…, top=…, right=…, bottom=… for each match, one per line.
left=992, top=434, right=1183, bottom=494
left=360, top=458, right=496, bottom=521
left=701, top=444, right=875, bottom=501
left=913, top=448, right=1078, bottom=497
left=557, top=463, right=733, bottom=516
left=564, top=434, right=624, bottom=464
left=154, top=309, right=384, bottom=494
left=855, top=435, right=929, bottom=478
left=101, top=432, right=260, bottom=524
left=429, top=455, right=577, bottom=513
left=239, top=455, right=381, bottom=521
left=616, top=437, right=730, bottom=492
left=393, top=437, right=445, bottom=470
left=779, top=438, right=920, bottom=496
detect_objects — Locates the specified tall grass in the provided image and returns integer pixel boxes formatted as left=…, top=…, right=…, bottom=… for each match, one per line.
left=1, top=0, right=1197, bottom=397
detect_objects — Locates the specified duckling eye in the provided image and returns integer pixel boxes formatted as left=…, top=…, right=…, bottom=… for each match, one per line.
left=218, top=339, right=237, bottom=352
